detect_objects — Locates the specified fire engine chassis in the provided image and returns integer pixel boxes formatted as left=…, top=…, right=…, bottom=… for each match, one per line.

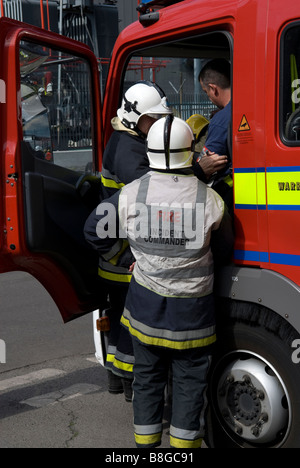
left=1, top=0, right=300, bottom=447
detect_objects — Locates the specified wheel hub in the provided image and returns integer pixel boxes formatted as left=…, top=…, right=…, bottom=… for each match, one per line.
left=227, top=381, right=261, bottom=426
left=216, top=357, right=288, bottom=444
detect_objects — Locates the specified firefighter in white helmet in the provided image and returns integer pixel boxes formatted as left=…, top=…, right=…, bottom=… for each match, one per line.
left=117, top=80, right=171, bottom=133
left=96, top=81, right=172, bottom=401
left=84, top=115, right=234, bottom=447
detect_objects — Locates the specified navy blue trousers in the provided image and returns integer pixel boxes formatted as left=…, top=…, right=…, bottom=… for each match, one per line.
left=132, top=338, right=212, bottom=448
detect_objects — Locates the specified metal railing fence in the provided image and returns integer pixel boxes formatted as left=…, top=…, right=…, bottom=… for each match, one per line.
left=168, top=93, right=216, bottom=121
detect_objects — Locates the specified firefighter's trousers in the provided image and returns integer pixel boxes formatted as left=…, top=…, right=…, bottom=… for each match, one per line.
left=132, top=338, right=212, bottom=449
left=105, top=283, right=134, bottom=380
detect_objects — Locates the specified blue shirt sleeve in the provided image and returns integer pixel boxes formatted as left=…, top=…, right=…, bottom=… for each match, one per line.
left=205, top=102, right=231, bottom=155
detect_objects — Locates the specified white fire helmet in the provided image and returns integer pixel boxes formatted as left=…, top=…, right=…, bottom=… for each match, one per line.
left=117, top=81, right=172, bottom=130
left=146, top=115, right=195, bottom=170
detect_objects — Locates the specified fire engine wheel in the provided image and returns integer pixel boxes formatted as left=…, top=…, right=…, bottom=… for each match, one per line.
left=206, top=308, right=300, bottom=448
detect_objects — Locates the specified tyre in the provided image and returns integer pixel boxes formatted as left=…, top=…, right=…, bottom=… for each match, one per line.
left=205, top=301, right=300, bottom=448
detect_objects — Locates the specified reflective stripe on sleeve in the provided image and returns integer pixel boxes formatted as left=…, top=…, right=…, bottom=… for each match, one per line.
left=105, top=346, right=134, bottom=376
left=98, top=268, right=132, bottom=283
left=113, top=351, right=134, bottom=374
left=101, top=240, right=126, bottom=262
left=98, top=258, right=132, bottom=283
left=101, top=169, right=125, bottom=190
left=105, top=345, right=116, bottom=366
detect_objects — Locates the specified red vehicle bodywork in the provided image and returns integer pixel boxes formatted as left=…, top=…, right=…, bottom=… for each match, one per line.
left=2, top=0, right=300, bottom=449
left=1, top=0, right=300, bottom=328
left=0, top=18, right=103, bottom=321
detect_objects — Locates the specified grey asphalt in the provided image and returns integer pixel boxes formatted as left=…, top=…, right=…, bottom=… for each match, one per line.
left=0, top=272, right=171, bottom=448
left=0, top=353, right=171, bottom=448
left=0, top=271, right=206, bottom=450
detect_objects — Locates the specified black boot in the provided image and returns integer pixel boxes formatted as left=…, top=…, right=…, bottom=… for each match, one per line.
left=122, top=378, right=133, bottom=402
left=107, top=370, right=124, bottom=394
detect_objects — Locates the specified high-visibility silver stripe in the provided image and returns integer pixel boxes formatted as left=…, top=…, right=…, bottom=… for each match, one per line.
left=115, top=351, right=135, bottom=364
left=170, top=425, right=202, bottom=441
left=134, top=424, right=162, bottom=435
left=136, top=172, right=151, bottom=204
left=107, top=345, right=117, bottom=355
left=101, top=240, right=124, bottom=261
left=123, top=308, right=215, bottom=342
left=99, top=258, right=130, bottom=274
left=145, top=263, right=214, bottom=279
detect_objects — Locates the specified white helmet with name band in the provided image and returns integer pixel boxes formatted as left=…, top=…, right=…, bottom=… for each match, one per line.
left=147, top=115, right=195, bottom=170
left=117, top=81, right=172, bottom=130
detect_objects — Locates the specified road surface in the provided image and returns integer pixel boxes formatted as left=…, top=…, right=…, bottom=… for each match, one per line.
left=0, top=272, right=173, bottom=449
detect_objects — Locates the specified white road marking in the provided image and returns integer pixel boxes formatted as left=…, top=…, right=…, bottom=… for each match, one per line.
left=0, top=368, right=65, bottom=392
left=86, top=356, right=98, bottom=364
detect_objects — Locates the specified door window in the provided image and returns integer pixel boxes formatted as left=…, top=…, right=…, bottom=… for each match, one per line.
left=20, top=41, right=95, bottom=172
left=18, top=41, right=101, bottom=301
left=122, top=32, right=232, bottom=121
left=280, top=22, right=300, bottom=145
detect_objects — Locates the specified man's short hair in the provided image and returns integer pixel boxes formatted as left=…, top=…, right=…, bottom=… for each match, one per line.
left=199, top=59, right=231, bottom=90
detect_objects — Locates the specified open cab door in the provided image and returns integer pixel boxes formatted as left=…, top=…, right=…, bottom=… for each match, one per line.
left=0, top=18, right=104, bottom=322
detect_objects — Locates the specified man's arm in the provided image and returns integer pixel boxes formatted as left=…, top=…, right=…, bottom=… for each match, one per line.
left=195, top=152, right=228, bottom=181
left=84, top=191, right=122, bottom=256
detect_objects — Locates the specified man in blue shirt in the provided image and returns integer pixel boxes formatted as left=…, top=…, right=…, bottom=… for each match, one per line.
left=205, top=101, right=231, bottom=156
left=194, top=58, right=233, bottom=212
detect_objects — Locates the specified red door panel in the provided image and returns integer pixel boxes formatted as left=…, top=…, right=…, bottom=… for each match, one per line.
left=0, top=18, right=104, bottom=321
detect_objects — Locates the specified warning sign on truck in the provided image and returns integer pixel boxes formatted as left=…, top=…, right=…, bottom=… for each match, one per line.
left=238, top=114, right=251, bottom=132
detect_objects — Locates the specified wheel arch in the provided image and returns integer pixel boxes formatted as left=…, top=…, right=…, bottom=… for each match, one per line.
left=215, top=297, right=299, bottom=346
left=215, top=264, right=300, bottom=336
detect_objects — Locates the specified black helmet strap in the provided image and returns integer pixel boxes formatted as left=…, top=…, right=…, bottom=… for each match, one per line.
left=164, top=114, right=174, bottom=170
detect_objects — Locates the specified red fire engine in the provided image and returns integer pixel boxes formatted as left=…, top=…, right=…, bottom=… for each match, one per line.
left=1, top=0, right=300, bottom=448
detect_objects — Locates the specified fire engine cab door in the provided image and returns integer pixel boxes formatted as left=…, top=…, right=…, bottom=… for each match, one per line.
left=0, top=20, right=104, bottom=322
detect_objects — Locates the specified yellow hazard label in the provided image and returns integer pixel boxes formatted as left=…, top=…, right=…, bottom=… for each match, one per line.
left=238, top=115, right=251, bottom=132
